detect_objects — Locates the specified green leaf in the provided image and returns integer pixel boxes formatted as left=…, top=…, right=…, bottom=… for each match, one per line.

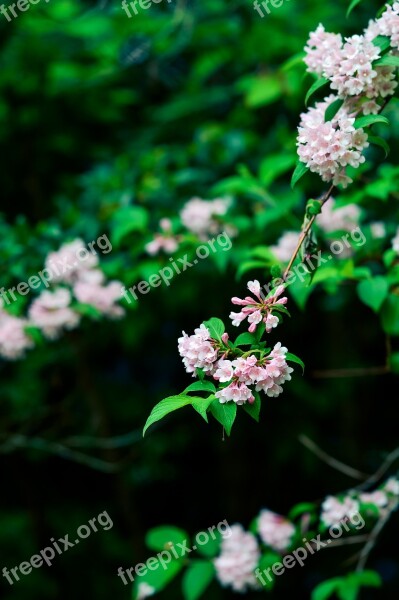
left=243, top=391, right=261, bottom=422
left=203, top=318, right=225, bottom=341
left=286, top=352, right=305, bottom=373
left=337, top=581, right=359, bottom=600
left=354, top=114, right=389, bottom=129
left=146, top=526, right=189, bottom=552
left=368, top=134, right=390, bottom=157
left=234, top=332, right=258, bottom=347
left=183, top=381, right=216, bottom=395
left=346, top=0, right=363, bottom=17
left=291, top=162, right=309, bottom=189
left=196, top=531, right=222, bottom=558
left=349, top=570, right=382, bottom=587
left=132, top=557, right=183, bottom=598
left=210, top=399, right=237, bottom=436
left=357, top=277, right=389, bottom=312
left=288, top=502, right=317, bottom=520
left=311, top=578, right=342, bottom=600
left=325, top=98, right=344, bottom=122
left=196, top=368, right=205, bottom=381
left=182, top=560, right=215, bottom=600
left=305, top=77, right=329, bottom=105
left=237, top=260, right=269, bottom=279
left=111, top=206, right=148, bottom=246
left=143, top=395, right=208, bottom=435
left=191, top=395, right=217, bottom=423
left=281, top=51, right=306, bottom=72
left=374, top=55, right=399, bottom=68
left=257, top=553, right=282, bottom=590
left=372, top=35, right=391, bottom=53
left=381, top=294, right=399, bottom=335
left=259, top=153, right=296, bottom=187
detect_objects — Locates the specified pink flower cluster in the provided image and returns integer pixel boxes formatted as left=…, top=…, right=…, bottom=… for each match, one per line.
left=257, top=510, right=295, bottom=551
left=214, top=524, right=260, bottom=593
left=0, top=301, right=33, bottom=359
left=230, top=280, right=287, bottom=334
left=316, top=197, right=361, bottom=233
left=0, top=239, right=124, bottom=360
left=305, top=26, right=396, bottom=101
left=392, top=226, right=399, bottom=253
left=45, top=239, right=99, bottom=283
left=180, top=197, right=232, bottom=240
left=321, top=495, right=360, bottom=527
left=305, top=5, right=399, bottom=102
left=299, top=4, right=399, bottom=187
left=372, top=2, right=399, bottom=51
left=271, top=231, right=299, bottom=263
left=145, top=219, right=180, bottom=256
left=297, top=95, right=369, bottom=188
left=29, top=288, right=80, bottom=340
left=215, top=344, right=293, bottom=404
left=178, top=324, right=218, bottom=375
left=178, top=282, right=294, bottom=405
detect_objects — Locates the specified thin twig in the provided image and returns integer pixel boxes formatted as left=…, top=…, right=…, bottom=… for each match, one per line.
left=326, top=535, right=370, bottom=549
left=299, top=435, right=370, bottom=480
left=356, top=502, right=397, bottom=572
left=283, top=184, right=334, bottom=278
left=62, top=430, right=141, bottom=449
left=353, top=449, right=399, bottom=492
left=0, top=435, right=122, bottom=473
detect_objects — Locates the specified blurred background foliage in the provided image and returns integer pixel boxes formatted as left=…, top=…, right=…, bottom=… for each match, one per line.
left=0, top=0, right=398, bottom=598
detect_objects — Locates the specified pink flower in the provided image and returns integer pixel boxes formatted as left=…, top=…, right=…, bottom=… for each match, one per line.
left=321, top=495, right=360, bottom=527
left=215, top=381, right=254, bottom=405
left=271, top=231, right=299, bottom=263
left=392, top=226, right=399, bottom=253
left=178, top=324, right=218, bottom=375
left=28, top=288, right=80, bottom=340
left=255, top=343, right=294, bottom=398
left=0, top=304, right=33, bottom=359
left=317, top=198, right=361, bottom=233
left=359, top=490, right=389, bottom=509
left=305, top=23, right=397, bottom=101
left=73, top=271, right=125, bottom=319
left=214, top=359, right=235, bottom=382
left=214, top=349, right=293, bottom=403
left=45, top=239, right=99, bottom=284
left=372, top=2, right=399, bottom=51
left=136, top=583, right=155, bottom=599
left=145, top=219, right=180, bottom=256
left=258, top=510, right=295, bottom=552
left=214, top=524, right=260, bottom=593
left=384, top=478, right=399, bottom=495
left=180, top=197, right=231, bottom=239
left=297, top=96, right=369, bottom=188
left=229, top=281, right=287, bottom=334
left=370, top=222, right=386, bottom=239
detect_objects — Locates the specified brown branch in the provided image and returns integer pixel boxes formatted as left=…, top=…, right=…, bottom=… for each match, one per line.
left=356, top=500, right=398, bottom=572
left=299, top=434, right=370, bottom=480
left=354, top=449, right=399, bottom=492
left=283, top=184, right=334, bottom=278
